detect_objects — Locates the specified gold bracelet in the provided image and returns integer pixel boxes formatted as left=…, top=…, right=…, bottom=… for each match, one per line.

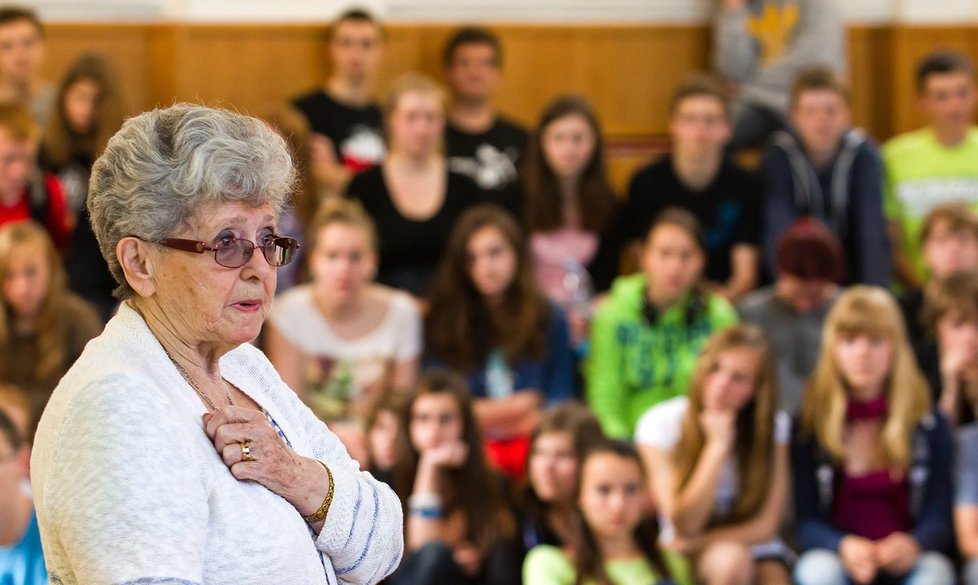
left=302, top=460, right=335, bottom=524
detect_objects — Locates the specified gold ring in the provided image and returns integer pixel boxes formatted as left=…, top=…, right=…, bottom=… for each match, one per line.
left=240, top=441, right=251, bottom=462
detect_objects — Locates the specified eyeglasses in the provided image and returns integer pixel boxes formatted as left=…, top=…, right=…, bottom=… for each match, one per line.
left=159, top=235, right=300, bottom=268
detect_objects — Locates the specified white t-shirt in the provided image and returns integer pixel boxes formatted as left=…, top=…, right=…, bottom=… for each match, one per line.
left=634, top=396, right=791, bottom=551
left=269, top=285, right=421, bottom=417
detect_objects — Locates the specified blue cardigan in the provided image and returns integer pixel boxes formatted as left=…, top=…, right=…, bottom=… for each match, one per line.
left=791, top=412, right=955, bottom=554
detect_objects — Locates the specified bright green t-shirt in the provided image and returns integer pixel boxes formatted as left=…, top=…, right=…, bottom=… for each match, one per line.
left=522, top=544, right=692, bottom=585
left=882, top=127, right=978, bottom=279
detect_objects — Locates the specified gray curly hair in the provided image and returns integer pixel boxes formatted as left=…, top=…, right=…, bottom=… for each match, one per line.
left=88, top=103, right=297, bottom=299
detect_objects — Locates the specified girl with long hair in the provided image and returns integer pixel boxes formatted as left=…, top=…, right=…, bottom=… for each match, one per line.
left=346, top=72, right=483, bottom=297
left=390, top=370, right=520, bottom=585
left=267, top=197, right=421, bottom=464
left=520, top=402, right=606, bottom=551
left=793, top=286, right=955, bottom=585
left=523, top=439, right=691, bottom=585
left=637, top=324, right=790, bottom=585
left=425, top=204, right=576, bottom=479
left=0, top=221, right=102, bottom=436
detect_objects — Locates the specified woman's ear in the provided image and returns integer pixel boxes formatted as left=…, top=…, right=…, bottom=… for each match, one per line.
left=117, top=237, right=156, bottom=298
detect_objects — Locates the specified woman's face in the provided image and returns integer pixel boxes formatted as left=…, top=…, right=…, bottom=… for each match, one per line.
left=578, top=452, right=646, bottom=541
left=541, top=113, right=596, bottom=183
left=937, top=309, right=978, bottom=361
left=64, top=78, right=100, bottom=135
left=528, top=431, right=578, bottom=505
left=467, top=225, right=517, bottom=302
left=148, top=201, right=278, bottom=350
left=642, top=224, right=705, bottom=305
left=389, top=90, right=444, bottom=159
left=702, top=346, right=760, bottom=412
left=834, top=332, right=893, bottom=398
left=2, top=241, right=50, bottom=319
left=310, top=222, right=375, bottom=303
left=368, top=409, right=400, bottom=471
left=409, top=392, right=463, bottom=453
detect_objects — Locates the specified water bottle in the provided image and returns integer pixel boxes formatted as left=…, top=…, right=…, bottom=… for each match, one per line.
left=562, top=260, right=593, bottom=356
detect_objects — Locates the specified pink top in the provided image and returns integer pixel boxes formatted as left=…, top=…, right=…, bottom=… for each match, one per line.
left=831, top=469, right=909, bottom=540
left=530, top=227, right=598, bottom=304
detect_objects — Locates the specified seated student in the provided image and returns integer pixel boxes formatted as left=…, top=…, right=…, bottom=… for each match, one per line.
left=0, top=221, right=102, bottom=437
left=0, top=104, right=69, bottom=250
left=41, top=53, right=124, bottom=320
left=0, top=393, right=46, bottom=585
left=292, top=8, right=386, bottom=197
left=523, top=95, right=619, bottom=347
left=522, top=440, right=692, bottom=585
left=958, top=420, right=978, bottom=585
left=0, top=8, right=54, bottom=127
left=426, top=205, right=575, bottom=479
left=762, top=67, right=890, bottom=286
left=917, top=271, right=978, bottom=428
left=793, top=286, right=956, bottom=585
left=266, top=198, right=421, bottom=464
left=637, top=325, right=791, bottom=585
left=900, top=203, right=978, bottom=342
left=442, top=26, right=528, bottom=218
left=587, top=208, right=739, bottom=439
left=739, top=219, right=843, bottom=415
left=363, top=391, right=404, bottom=488
left=390, top=370, right=520, bottom=585
left=347, top=72, right=483, bottom=297
left=885, top=50, right=978, bottom=288
left=520, top=402, right=605, bottom=552
left=625, top=75, right=760, bottom=301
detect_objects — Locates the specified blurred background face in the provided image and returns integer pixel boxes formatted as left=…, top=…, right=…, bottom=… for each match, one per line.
left=701, top=347, right=760, bottom=412
left=0, top=430, right=28, bottom=500
left=776, top=274, right=835, bottom=314
left=669, top=95, right=730, bottom=161
left=467, top=225, right=517, bottom=302
left=922, top=220, right=978, bottom=280
left=0, top=19, right=43, bottom=85
left=528, top=431, right=578, bottom=505
left=389, top=90, right=444, bottom=158
left=2, top=241, right=49, bottom=319
left=0, top=131, right=34, bottom=203
left=937, top=309, right=978, bottom=361
left=833, top=333, right=893, bottom=396
left=578, top=452, right=646, bottom=541
left=920, top=72, right=977, bottom=136
left=329, top=20, right=383, bottom=83
left=791, top=89, right=850, bottom=156
left=64, top=78, right=100, bottom=135
left=541, top=113, right=596, bottom=184
left=445, top=42, right=500, bottom=103
left=409, top=392, right=463, bottom=453
left=367, top=409, right=400, bottom=470
left=641, top=224, right=704, bottom=306
left=310, top=222, right=375, bottom=303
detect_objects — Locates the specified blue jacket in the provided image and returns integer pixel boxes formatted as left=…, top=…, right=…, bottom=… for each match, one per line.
left=791, top=412, right=955, bottom=554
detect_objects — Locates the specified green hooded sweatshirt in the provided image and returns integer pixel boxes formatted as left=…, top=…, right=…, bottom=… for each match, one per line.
left=586, top=273, right=738, bottom=438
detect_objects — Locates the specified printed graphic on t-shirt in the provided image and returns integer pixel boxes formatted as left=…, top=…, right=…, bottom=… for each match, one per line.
left=448, top=143, right=520, bottom=191
left=340, top=125, right=386, bottom=173
left=304, top=355, right=391, bottom=421
left=747, top=2, right=800, bottom=64
left=895, top=178, right=978, bottom=217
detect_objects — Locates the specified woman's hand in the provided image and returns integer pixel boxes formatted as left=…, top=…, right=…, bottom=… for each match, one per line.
left=699, top=409, right=736, bottom=452
left=453, top=543, right=483, bottom=577
left=874, top=532, right=921, bottom=576
left=839, top=535, right=878, bottom=584
left=203, top=406, right=331, bottom=528
left=420, top=440, right=469, bottom=470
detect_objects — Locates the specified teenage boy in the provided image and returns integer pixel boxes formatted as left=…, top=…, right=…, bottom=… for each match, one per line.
left=625, top=75, right=761, bottom=301
left=884, top=50, right=978, bottom=287
left=762, top=66, right=890, bottom=286
left=292, top=9, right=386, bottom=196
left=442, top=26, right=528, bottom=218
left=0, top=8, right=53, bottom=127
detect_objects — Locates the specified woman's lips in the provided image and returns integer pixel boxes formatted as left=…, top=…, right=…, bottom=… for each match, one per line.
left=231, top=299, right=262, bottom=312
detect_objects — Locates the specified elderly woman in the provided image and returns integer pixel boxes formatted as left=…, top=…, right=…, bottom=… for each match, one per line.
left=29, top=104, right=403, bottom=584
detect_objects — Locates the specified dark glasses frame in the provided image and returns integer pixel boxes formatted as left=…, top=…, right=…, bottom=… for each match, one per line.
left=158, top=235, right=300, bottom=268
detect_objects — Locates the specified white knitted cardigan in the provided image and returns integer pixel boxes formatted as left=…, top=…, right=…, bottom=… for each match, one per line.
left=30, top=303, right=403, bottom=585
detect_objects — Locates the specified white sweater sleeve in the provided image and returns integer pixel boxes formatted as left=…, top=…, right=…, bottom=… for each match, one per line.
left=39, top=374, right=209, bottom=585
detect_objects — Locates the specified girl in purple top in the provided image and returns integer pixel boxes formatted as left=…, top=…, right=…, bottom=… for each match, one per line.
left=792, top=286, right=955, bottom=585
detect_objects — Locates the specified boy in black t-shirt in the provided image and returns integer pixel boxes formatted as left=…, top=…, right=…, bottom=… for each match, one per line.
left=442, top=26, right=528, bottom=218
left=292, top=9, right=386, bottom=196
left=625, top=75, right=761, bottom=301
